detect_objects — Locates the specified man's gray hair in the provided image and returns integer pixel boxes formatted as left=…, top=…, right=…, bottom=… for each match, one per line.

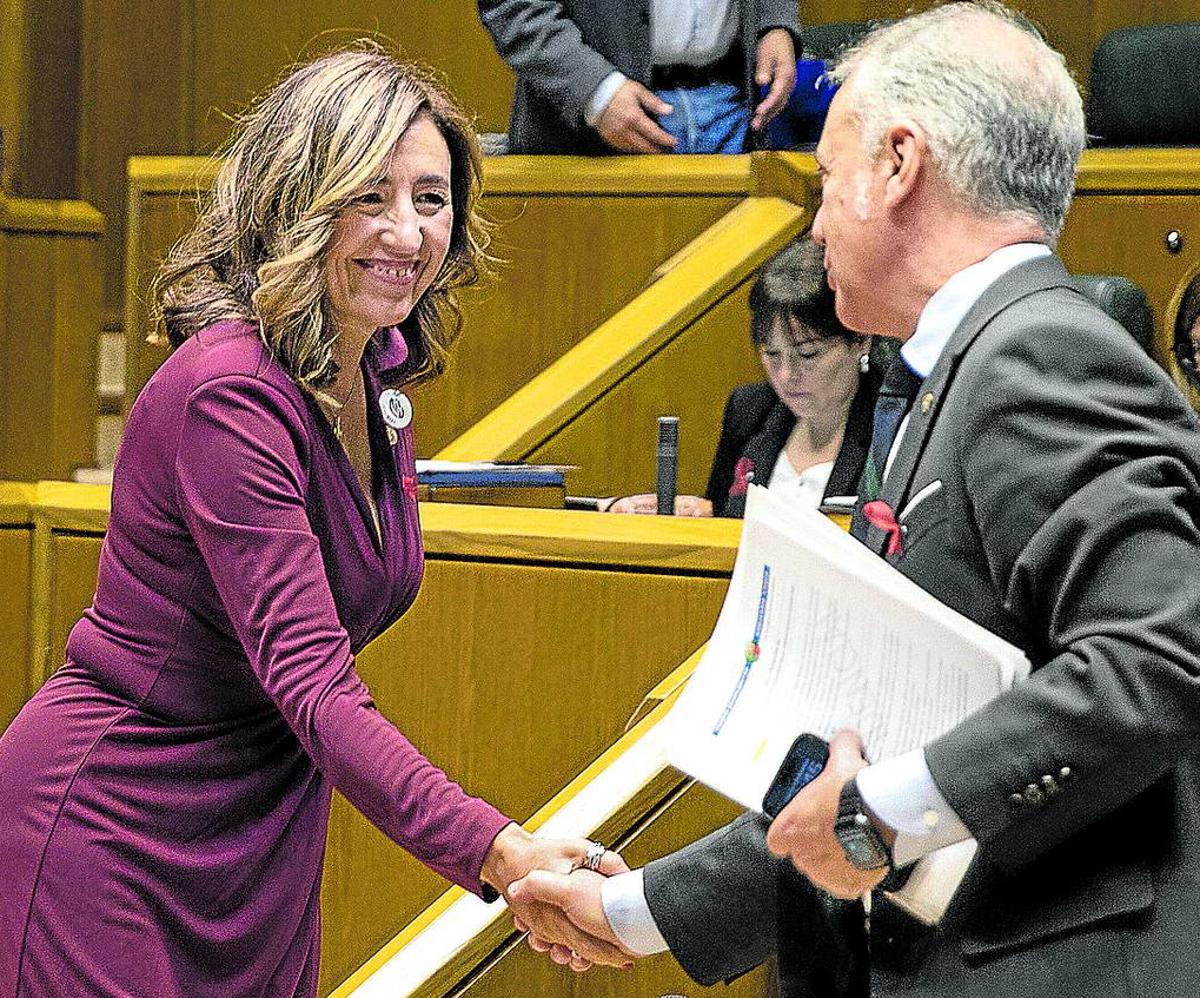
left=829, top=1, right=1085, bottom=243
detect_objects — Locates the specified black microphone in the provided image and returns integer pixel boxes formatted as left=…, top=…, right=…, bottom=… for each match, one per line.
left=656, top=416, right=678, bottom=516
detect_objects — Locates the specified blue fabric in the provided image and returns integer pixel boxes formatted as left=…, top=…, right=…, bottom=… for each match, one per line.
left=654, top=82, right=750, bottom=154
left=762, top=59, right=838, bottom=149
left=856, top=358, right=921, bottom=512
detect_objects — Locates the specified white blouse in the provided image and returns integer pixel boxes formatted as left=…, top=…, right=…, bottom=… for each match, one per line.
left=765, top=451, right=834, bottom=509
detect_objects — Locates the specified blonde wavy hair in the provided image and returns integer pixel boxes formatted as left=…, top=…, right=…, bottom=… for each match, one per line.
left=152, top=43, right=487, bottom=389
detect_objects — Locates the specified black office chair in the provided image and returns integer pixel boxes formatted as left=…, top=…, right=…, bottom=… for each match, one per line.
left=1073, top=274, right=1155, bottom=355
left=801, top=21, right=882, bottom=61
left=1171, top=273, right=1200, bottom=389
left=1087, top=23, right=1200, bottom=146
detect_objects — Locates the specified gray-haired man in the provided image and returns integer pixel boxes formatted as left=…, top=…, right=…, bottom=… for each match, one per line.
left=509, top=4, right=1200, bottom=995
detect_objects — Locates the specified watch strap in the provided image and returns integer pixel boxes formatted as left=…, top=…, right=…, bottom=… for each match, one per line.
left=835, top=778, right=893, bottom=872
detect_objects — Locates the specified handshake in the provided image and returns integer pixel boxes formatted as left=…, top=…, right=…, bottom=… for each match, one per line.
left=484, top=732, right=888, bottom=975
left=508, top=845, right=639, bottom=973
left=482, top=824, right=642, bottom=973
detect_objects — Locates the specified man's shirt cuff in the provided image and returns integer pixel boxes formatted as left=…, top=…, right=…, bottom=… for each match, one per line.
left=856, top=749, right=971, bottom=867
left=584, top=71, right=627, bottom=127
left=599, top=868, right=670, bottom=956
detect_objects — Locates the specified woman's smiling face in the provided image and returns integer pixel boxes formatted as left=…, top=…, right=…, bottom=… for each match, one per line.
left=324, top=114, right=454, bottom=342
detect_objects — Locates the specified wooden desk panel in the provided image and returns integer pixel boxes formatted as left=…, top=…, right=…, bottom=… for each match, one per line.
left=0, top=527, right=33, bottom=733
left=408, top=193, right=735, bottom=456
left=527, top=281, right=761, bottom=496
left=124, top=157, right=747, bottom=454
left=438, top=197, right=806, bottom=493
left=46, top=533, right=103, bottom=679
left=318, top=557, right=730, bottom=992
left=1058, top=192, right=1200, bottom=400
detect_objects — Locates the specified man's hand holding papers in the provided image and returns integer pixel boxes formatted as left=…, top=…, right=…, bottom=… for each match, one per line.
left=765, top=730, right=891, bottom=899
left=664, top=486, right=1029, bottom=922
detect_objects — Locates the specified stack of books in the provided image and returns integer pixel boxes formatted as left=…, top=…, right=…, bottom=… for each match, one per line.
left=414, top=460, right=569, bottom=509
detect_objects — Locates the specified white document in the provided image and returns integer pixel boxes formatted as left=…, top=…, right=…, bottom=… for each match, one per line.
left=663, top=485, right=1029, bottom=922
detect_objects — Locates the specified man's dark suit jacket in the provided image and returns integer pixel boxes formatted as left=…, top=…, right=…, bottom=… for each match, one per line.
left=705, top=366, right=879, bottom=517
left=643, top=255, right=1200, bottom=997
left=477, top=0, right=801, bottom=154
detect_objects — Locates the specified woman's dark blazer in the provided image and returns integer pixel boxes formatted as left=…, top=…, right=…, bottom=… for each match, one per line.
left=704, top=366, right=881, bottom=518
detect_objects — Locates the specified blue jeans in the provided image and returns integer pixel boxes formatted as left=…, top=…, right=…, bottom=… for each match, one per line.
left=654, top=82, right=750, bottom=154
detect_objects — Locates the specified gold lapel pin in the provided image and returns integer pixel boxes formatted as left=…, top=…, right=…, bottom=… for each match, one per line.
left=921, top=392, right=935, bottom=414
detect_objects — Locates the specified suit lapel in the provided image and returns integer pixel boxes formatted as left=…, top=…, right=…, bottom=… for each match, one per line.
left=725, top=401, right=794, bottom=517
left=864, top=255, right=1079, bottom=557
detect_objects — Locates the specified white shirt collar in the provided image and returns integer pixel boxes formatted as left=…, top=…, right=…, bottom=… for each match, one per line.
left=901, top=243, right=1051, bottom=378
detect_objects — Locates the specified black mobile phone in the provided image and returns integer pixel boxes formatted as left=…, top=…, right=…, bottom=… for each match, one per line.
left=762, top=733, right=830, bottom=818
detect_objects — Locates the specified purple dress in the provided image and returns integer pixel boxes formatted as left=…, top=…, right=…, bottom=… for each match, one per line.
left=0, top=321, right=511, bottom=996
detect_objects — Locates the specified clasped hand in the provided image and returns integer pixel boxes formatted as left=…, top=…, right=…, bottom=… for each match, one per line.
left=482, top=824, right=636, bottom=972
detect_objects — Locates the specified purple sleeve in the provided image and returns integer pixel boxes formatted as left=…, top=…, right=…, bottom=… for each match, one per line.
left=173, top=375, right=512, bottom=894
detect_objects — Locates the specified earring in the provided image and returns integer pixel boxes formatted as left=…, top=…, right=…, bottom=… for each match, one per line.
left=858, top=352, right=870, bottom=374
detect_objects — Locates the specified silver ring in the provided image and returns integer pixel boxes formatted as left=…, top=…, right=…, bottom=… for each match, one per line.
left=582, top=839, right=606, bottom=872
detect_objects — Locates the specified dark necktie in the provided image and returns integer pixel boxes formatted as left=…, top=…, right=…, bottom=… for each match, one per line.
left=857, top=357, right=922, bottom=506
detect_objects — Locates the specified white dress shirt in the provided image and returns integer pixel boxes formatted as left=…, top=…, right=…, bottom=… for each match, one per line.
left=600, top=241, right=1053, bottom=951
left=585, top=1, right=741, bottom=125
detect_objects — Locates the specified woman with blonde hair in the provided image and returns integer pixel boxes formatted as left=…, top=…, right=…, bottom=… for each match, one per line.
left=0, top=46, right=625, bottom=996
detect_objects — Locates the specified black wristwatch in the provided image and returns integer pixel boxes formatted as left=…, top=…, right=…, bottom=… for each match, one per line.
left=834, top=778, right=892, bottom=871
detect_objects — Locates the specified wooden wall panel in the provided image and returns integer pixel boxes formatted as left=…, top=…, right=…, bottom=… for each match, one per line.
left=0, top=527, right=33, bottom=733
left=18, top=0, right=84, bottom=198
left=457, top=782, right=772, bottom=998
left=0, top=199, right=104, bottom=480
left=1, top=0, right=83, bottom=198
left=527, top=281, right=763, bottom=497
left=0, top=0, right=29, bottom=193
left=78, top=0, right=194, bottom=322
left=319, top=558, right=730, bottom=993
left=797, top=0, right=1200, bottom=85
left=190, top=1, right=515, bottom=153
left=409, top=194, right=735, bottom=456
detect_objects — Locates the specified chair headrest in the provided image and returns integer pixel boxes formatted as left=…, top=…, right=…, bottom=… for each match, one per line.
left=801, top=21, right=884, bottom=61
left=1087, top=23, right=1200, bottom=146
left=1073, top=274, right=1154, bottom=353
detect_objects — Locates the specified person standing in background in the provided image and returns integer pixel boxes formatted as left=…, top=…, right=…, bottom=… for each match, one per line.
left=478, top=0, right=799, bottom=154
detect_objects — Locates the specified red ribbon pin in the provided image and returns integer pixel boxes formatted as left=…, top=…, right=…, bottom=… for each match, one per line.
left=729, top=457, right=755, bottom=497
left=863, top=500, right=903, bottom=557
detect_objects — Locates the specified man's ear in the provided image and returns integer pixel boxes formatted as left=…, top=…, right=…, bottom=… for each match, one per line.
left=881, top=120, right=925, bottom=208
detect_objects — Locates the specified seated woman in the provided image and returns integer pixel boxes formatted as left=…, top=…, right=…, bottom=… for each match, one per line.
left=609, top=236, right=883, bottom=517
